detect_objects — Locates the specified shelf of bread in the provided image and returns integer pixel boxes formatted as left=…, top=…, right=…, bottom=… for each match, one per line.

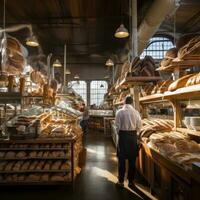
left=140, top=119, right=200, bottom=173
left=115, top=76, right=161, bottom=90
left=164, top=84, right=200, bottom=100
left=157, top=59, right=200, bottom=72
left=140, top=94, right=164, bottom=104
left=140, top=74, right=200, bottom=103
left=157, top=35, right=200, bottom=72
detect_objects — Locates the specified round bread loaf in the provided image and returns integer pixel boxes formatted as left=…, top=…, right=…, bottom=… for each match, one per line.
left=165, top=48, right=178, bottom=59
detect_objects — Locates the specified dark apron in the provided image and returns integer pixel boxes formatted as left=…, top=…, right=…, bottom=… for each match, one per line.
left=117, top=130, right=138, bottom=159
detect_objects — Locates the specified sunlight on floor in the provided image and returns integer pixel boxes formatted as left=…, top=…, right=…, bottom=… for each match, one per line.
left=93, top=166, right=143, bottom=199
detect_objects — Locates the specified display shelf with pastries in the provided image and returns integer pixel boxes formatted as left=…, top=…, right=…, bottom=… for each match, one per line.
left=157, top=35, right=200, bottom=73
left=137, top=117, right=200, bottom=199
left=0, top=104, right=83, bottom=185
left=115, top=56, right=161, bottom=90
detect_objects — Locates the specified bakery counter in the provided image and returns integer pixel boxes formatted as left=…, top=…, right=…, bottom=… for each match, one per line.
left=0, top=134, right=83, bottom=185
left=138, top=142, right=200, bottom=200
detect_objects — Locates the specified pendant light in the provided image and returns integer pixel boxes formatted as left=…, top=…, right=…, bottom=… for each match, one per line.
left=65, top=68, right=71, bottom=75
left=105, top=59, right=114, bottom=67
left=114, top=0, right=129, bottom=38
left=26, top=34, right=39, bottom=47
left=53, top=59, right=62, bottom=67
left=115, top=24, right=129, bottom=38
left=74, top=74, right=80, bottom=79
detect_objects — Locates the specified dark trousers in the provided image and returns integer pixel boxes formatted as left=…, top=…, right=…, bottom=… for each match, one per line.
left=80, top=119, right=89, bottom=134
left=117, top=130, right=137, bottom=183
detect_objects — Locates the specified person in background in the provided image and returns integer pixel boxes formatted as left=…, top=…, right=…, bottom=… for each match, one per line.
left=80, top=103, right=89, bottom=134
left=115, top=96, right=141, bottom=188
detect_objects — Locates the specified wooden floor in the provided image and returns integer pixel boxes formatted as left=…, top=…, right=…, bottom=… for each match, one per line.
left=0, top=132, right=155, bottom=200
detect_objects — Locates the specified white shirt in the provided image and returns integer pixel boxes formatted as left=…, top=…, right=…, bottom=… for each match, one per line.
left=115, top=104, right=141, bottom=133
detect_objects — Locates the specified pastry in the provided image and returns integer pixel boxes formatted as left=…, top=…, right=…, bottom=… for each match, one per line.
left=35, top=161, right=45, bottom=170
left=4, top=162, right=15, bottom=171
left=5, top=151, right=16, bottom=158
left=21, top=161, right=31, bottom=171
left=30, top=151, right=37, bottom=158
left=29, top=161, right=38, bottom=170
left=16, top=151, right=26, bottom=158
left=60, top=162, right=70, bottom=170
left=40, top=173, right=49, bottom=182
left=43, top=161, right=52, bottom=170
left=26, top=174, right=40, bottom=182
left=51, top=161, right=62, bottom=170
left=0, top=152, right=5, bottom=158
left=0, top=161, right=8, bottom=170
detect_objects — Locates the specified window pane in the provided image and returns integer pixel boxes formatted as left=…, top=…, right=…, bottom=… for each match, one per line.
left=90, top=81, right=108, bottom=106
left=69, top=81, right=87, bottom=103
left=140, top=37, right=174, bottom=60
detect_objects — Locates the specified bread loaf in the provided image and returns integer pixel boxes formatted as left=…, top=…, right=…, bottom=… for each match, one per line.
left=26, top=174, right=40, bottom=182
left=41, top=173, right=49, bottom=182
left=21, top=161, right=31, bottom=171
left=29, top=161, right=38, bottom=170
left=5, top=151, right=16, bottom=158
left=168, top=74, right=194, bottom=91
left=51, top=161, right=62, bottom=170
left=0, top=152, right=5, bottom=158
left=16, top=151, right=26, bottom=158
left=0, top=161, right=8, bottom=170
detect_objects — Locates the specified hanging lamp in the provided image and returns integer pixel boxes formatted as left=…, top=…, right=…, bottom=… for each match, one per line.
left=114, top=0, right=129, bottom=39
left=105, top=59, right=114, bottom=67
left=65, top=68, right=71, bottom=75
left=26, top=34, right=39, bottom=47
left=53, top=59, right=62, bottom=67
left=74, top=74, right=80, bottom=79
left=114, top=24, right=129, bottom=38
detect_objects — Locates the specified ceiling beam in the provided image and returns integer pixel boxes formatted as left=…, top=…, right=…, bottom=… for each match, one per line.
left=180, top=10, right=200, bottom=33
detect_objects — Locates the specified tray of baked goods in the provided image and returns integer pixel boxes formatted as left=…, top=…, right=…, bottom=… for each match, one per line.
left=140, top=119, right=200, bottom=172
left=0, top=150, right=71, bottom=160
left=0, top=172, right=72, bottom=185
left=0, top=160, right=71, bottom=173
left=0, top=143, right=70, bottom=151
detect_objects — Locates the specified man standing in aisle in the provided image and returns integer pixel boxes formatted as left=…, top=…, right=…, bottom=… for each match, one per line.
left=115, top=96, right=141, bottom=188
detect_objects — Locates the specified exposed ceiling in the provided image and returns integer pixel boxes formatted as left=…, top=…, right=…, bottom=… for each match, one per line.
left=0, top=0, right=199, bottom=66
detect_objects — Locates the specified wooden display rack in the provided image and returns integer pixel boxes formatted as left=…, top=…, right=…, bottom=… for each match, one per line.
left=137, top=60, right=200, bottom=199
left=157, top=59, right=200, bottom=72
left=115, top=76, right=161, bottom=90
left=0, top=135, right=82, bottom=185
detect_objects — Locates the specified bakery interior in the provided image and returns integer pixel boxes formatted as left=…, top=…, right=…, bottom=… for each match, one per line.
left=0, top=0, right=200, bottom=199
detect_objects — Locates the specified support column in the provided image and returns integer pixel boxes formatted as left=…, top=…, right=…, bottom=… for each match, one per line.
left=131, top=0, right=138, bottom=58
left=130, top=86, right=140, bottom=111
left=86, top=80, right=91, bottom=106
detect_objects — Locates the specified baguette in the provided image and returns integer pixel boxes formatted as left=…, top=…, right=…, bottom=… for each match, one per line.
left=168, top=74, right=194, bottom=91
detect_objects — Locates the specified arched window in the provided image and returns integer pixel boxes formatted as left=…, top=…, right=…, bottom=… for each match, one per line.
left=140, top=37, right=174, bottom=59
left=90, top=81, right=108, bottom=106
left=69, top=81, right=87, bottom=103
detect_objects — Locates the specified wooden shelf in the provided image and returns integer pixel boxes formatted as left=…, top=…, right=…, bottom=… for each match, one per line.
left=164, top=84, right=200, bottom=100
left=0, top=157, right=70, bottom=160
left=157, top=59, right=200, bottom=72
left=0, top=169, right=70, bottom=174
left=140, top=84, right=200, bottom=104
left=0, top=137, right=77, bottom=144
left=140, top=94, right=164, bottom=104
left=0, top=181, right=72, bottom=185
left=113, top=101, right=123, bottom=106
left=115, top=76, right=161, bottom=89
left=0, top=148, right=69, bottom=151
